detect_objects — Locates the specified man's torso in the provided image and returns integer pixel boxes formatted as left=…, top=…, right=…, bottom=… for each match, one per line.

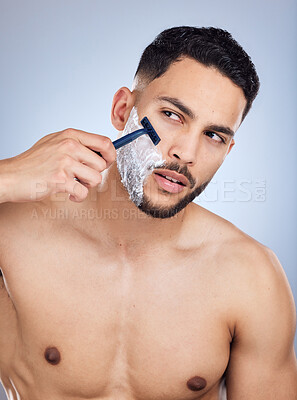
left=0, top=201, right=257, bottom=400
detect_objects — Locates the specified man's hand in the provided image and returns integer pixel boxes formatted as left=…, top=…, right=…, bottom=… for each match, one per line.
left=0, top=128, right=117, bottom=203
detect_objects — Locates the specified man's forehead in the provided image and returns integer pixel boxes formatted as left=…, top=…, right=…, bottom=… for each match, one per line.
left=141, top=65, right=246, bottom=127
left=154, top=57, right=218, bottom=83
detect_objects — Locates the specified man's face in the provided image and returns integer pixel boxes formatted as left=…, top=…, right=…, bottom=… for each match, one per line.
left=122, top=57, right=246, bottom=218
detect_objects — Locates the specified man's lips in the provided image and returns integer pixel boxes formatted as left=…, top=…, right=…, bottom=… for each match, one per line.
left=154, top=169, right=190, bottom=187
left=153, top=169, right=189, bottom=194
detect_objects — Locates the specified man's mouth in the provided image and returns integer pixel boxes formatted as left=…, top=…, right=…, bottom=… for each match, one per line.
left=155, top=173, right=186, bottom=185
left=153, top=170, right=188, bottom=194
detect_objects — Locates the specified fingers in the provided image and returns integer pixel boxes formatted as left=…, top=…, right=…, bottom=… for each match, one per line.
left=64, top=179, right=89, bottom=203
left=61, top=129, right=116, bottom=168
left=48, top=129, right=116, bottom=203
left=70, top=160, right=102, bottom=188
left=70, top=142, right=107, bottom=172
left=51, top=159, right=103, bottom=202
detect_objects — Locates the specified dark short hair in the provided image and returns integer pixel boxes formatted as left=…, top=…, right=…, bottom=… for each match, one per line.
left=134, top=26, right=260, bottom=121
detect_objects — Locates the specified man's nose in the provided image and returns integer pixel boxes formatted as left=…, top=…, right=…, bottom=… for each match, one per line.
left=167, top=131, right=199, bottom=165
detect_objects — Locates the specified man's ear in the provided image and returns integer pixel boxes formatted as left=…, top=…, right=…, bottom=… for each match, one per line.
left=227, top=139, right=235, bottom=155
left=111, top=87, right=136, bottom=131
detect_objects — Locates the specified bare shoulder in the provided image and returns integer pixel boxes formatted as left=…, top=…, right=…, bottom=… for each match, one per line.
left=0, top=201, right=47, bottom=274
left=0, top=200, right=48, bottom=228
left=0, top=201, right=34, bottom=239
left=0, top=202, right=24, bottom=274
left=187, top=202, right=285, bottom=270
left=187, top=203, right=296, bottom=338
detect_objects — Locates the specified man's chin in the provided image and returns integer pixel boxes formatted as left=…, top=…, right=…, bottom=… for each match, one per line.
left=137, top=180, right=211, bottom=219
left=137, top=198, right=182, bottom=219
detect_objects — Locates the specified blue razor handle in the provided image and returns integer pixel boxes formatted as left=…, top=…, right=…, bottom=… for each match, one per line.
left=112, top=128, right=147, bottom=149
left=91, top=116, right=160, bottom=158
left=112, top=117, right=161, bottom=149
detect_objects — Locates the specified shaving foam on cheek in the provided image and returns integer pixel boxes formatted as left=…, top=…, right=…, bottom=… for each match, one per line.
left=116, top=106, right=164, bottom=206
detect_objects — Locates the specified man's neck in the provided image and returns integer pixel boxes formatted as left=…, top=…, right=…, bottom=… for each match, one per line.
left=46, top=163, right=200, bottom=253
left=87, top=164, right=189, bottom=250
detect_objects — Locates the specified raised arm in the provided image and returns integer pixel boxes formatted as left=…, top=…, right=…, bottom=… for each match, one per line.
left=0, top=128, right=116, bottom=204
left=225, top=247, right=297, bottom=399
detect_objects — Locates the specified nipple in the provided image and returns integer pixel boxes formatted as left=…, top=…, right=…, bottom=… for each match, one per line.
left=44, top=346, right=61, bottom=365
left=186, top=376, right=207, bottom=391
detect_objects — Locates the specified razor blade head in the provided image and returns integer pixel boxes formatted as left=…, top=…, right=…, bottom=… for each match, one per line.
left=140, top=117, right=161, bottom=146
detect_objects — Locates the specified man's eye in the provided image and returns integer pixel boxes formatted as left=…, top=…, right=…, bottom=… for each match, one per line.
left=205, top=131, right=225, bottom=144
left=162, top=110, right=181, bottom=122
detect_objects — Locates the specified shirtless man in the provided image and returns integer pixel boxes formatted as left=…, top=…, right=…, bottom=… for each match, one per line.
left=0, top=26, right=296, bottom=400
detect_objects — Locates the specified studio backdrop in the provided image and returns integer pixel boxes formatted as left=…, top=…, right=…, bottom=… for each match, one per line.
left=0, top=0, right=296, bottom=398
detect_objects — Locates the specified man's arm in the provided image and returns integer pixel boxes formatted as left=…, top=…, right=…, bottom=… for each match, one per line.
left=225, top=247, right=297, bottom=399
left=0, top=128, right=116, bottom=204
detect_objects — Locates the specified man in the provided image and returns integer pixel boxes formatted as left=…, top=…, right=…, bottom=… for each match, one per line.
left=0, top=26, right=296, bottom=400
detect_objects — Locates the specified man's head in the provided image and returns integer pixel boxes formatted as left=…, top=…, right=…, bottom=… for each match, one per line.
left=133, top=26, right=259, bottom=122
left=111, top=26, right=260, bottom=218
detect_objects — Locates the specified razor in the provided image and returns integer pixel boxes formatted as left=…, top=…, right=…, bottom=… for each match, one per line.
left=93, top=117, right=160, bottom=158
left=112, top=117, right=161, bottom=149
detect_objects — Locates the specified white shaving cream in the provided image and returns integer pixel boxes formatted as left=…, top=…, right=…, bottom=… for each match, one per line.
left=116, top=106, right=164, bottom=206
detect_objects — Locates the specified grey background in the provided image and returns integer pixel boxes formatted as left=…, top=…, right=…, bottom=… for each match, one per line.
left=0, top=0, right=296, bottom=397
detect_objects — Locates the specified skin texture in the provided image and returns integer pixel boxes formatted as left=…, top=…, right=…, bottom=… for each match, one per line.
left=0, top=58, right=296, bottom=400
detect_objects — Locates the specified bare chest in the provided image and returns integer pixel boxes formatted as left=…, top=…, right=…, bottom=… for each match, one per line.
left=0, top=229, right=232, bottom=400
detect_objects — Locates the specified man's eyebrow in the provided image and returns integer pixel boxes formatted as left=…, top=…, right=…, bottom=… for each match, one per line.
left=206, top=124, right=235, bottom=137
left=154, top=96, right=196, bottom=119
left=154, top=95, right=235, bottom=137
